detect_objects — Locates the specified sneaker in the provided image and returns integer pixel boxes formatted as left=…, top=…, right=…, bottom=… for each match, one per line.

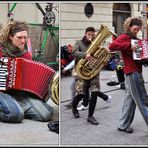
left=77, top=105, right=87, bottom=111
left=117, top=127, right=133, bottom=133
left=106, top=95, right=112, bottom=103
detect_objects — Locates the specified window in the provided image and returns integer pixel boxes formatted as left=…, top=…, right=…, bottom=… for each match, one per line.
left=84, top=3, right=94, bottom=18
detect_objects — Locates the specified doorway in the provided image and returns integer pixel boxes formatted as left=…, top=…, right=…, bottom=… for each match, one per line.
left=113, top=3, right=131, bottom=35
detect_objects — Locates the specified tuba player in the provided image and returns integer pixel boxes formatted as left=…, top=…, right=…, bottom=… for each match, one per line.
left=71, top=27, right=112, bottom=125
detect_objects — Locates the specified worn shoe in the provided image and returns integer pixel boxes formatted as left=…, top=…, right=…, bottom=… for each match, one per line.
left=77, top=105, right=87, bottom=111
left=118, top=127, right=133, bottom=133
left=47, top=121, right=59, bottom=134
left=107, top=81, right=120, bottom=86
left=72, top=108, right=80, bottom=118
left=87, top=116, right=99, bottom=125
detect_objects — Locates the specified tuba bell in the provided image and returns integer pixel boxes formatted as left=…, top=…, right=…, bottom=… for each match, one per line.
left=49, top=72, right=59, bottom=106
left=75, top=24, right=117, bottom=80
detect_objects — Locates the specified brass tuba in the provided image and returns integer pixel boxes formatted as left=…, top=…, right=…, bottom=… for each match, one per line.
left=75, top=24, right=117, bottom=80
left=49, top=72, right=59, bottom=106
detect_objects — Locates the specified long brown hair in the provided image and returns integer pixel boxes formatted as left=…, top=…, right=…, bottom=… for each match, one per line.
left=0, top=20, right=28, bottom=46
left=123, top=17, right=143, bottom=32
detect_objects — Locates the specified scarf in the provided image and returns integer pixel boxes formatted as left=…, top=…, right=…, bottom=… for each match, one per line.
left=2, top=42, right=28, bottom=58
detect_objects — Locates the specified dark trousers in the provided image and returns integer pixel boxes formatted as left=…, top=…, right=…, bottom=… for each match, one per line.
left=72, top=92, right=98, bottom=117
left=88, top=91, right=108, bottom=117
left=97, top=91, right=108, bottom=101
left=82, top=91, right=109, bottom=107
left=72, top=91, right=109, bottom=117
left=82, top=88, right=90, bottom=107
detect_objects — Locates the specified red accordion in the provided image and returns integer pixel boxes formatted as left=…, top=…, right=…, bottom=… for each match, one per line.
left=0, top=57, right=55, bottom=99
left=132, top=39, right=148, bottom=60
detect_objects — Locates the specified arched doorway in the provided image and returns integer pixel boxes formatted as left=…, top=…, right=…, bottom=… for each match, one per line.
left=113, top=3, right=131, bottom=36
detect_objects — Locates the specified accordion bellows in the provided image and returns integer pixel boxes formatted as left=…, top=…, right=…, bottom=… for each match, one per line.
left=0, top=57, right=55, bottom=99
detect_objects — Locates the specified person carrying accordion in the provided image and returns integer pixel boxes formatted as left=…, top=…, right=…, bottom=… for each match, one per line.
left=0, top=20, right=54, bottom=123
left=109, top=17, right=148, bottom=133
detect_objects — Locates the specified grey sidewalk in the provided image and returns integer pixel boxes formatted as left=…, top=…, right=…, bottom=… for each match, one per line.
left=60, top=67, right=148, bottom=146
left=0, top=99, right=59, bottom=146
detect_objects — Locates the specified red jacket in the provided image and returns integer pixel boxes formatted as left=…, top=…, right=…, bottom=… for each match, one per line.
left=109, top=33, right=142, bottom=74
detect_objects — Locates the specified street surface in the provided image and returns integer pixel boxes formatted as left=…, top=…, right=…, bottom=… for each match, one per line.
left=60, top=67, right=148, bottom=146
left=0, top=99, right=59, bottom=146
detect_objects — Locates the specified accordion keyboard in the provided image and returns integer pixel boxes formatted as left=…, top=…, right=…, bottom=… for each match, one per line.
left=0, top=57, right=56, bottom=100
left=0, top=58, right=8, bottom=90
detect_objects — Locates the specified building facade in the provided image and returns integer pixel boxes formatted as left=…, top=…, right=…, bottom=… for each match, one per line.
left=60, top=2, right=145, bottom=46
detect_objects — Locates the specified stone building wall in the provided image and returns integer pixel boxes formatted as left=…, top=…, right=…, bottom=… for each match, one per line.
left=60, top=2, right=143, bottom=46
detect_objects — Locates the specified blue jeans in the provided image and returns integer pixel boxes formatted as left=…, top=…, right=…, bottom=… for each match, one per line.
left=0, top=92, right=53, bottom=123
left=118, top=72, right=148, bottom=129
